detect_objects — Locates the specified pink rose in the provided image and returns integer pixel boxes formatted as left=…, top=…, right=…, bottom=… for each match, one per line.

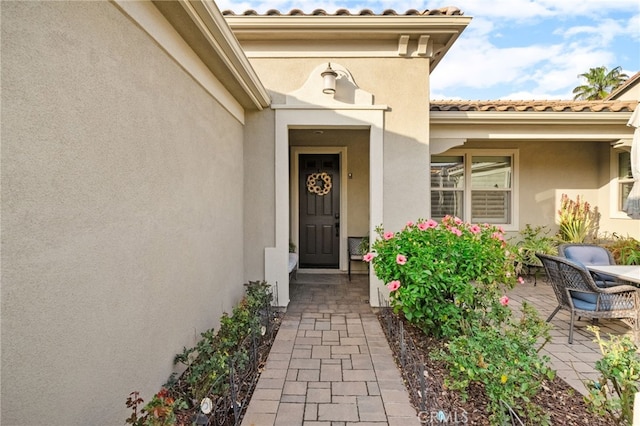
left=499, top=295, right=509, bottom=306
left=396, top=254, right=407, bottom=265
left=518, top=276, right=525, bottom=284
left=383, top=231, right=394, bottom=240
left=363, top=252, right=375, bottom=262
left=387, top=280, right=401, bottom=291
left=450, top=227, right=462, bottom=237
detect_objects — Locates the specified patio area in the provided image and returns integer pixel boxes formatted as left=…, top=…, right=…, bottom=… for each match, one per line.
left=507, top=274, right=638, bottom=395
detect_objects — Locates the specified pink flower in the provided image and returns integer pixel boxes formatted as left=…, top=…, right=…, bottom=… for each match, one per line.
left=496, top=225, right=505, bottom=233
left=425, top=219, right=438, bottom=229
left=396, top=254, right=407, bottom=265
left=499, top=295, right=509, bottom=306
left=383, top=231, right=394, bottom=240
left=491, top=232, right=505, bottom=241
left=363, top=252, right=375, bottom=262
left=469, top=224, right=481, bottom=234
left=518, top=276, right=525, bottom=284
left=406, top=221, right=414, bottom=228
left=454, top=217, right=463, bottom=225
left=387, top=280, right=401, bottom=291
left=450, top=227, right=462, bottom=237
left=417, top=222, right=428, bottom=231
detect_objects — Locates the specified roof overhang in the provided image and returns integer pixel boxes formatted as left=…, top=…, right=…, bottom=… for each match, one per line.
left=224, top=15, right=472, bottom=71
left=430, top=110, right=634, bottom=126
left=152, top=0, right=270, bottom=110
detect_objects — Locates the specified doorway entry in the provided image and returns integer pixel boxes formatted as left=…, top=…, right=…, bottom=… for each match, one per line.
left=298, top=154, right=340, bottom=268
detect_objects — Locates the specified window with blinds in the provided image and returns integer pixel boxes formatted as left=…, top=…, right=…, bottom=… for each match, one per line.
left=431, top=153, right=514, bottom=225
left=618, top=151, right=633, bottom=211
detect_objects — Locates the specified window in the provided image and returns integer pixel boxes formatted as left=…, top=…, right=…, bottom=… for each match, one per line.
left=431, top=151, right=516, bottom=227
left=618, top=151, right=633, bottom=211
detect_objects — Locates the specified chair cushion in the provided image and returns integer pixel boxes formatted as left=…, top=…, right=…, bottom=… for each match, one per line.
left=571, top=297, right=597, bottom=311
left=569, top=290, right=598, bottom=305
left=563, top=246, right=617, bottom=284
left=563, top=246, right=610, bottom=265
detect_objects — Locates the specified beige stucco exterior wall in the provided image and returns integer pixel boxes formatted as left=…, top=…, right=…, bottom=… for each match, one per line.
left=243, top=109, right=276, bottom=280
left=245, top=58, right=431, bottom=233
left=448, top=139, right=639, bottom=238
left=2, top=2, right=248, bottom=424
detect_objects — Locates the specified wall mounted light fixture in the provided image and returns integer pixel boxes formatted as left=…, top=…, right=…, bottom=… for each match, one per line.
left=321, top=63, right=338, bottom=94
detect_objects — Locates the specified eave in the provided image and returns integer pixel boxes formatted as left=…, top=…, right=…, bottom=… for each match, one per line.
left=224, top=15, right=471, bottom=71
left=152, top=0, right=270, bottom=110
left=430, top=111, right=634, bottom=126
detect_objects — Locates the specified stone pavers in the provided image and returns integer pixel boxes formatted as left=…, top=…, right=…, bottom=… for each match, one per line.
left=507, top=275, right=637, bottom=395
left=241, top=274, right=420, bottom=426
left=242, top=272, right=636, bottom=425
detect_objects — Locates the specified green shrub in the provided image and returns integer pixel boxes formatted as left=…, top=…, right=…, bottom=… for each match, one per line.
left=600, top=234, right=640, bottom=265
left=128, top=280, right=274, bottom=424
left=557, top=193, right=598, bottom=243
left=584, top=326, right=640, bottom=425
left=434, top=302, right=554, bottom=425
left=511, top=224, right=558, bottom=275
left=367, top=216, right=520, bottom=338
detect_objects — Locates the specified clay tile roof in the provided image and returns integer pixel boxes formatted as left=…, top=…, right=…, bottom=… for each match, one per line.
left=222, top=7, right=464, bottom=16
left=429, top=100, right=637, bottom=112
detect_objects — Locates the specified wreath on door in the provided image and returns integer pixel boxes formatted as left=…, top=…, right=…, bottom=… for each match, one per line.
left=306, top=172, right=332, bottom=196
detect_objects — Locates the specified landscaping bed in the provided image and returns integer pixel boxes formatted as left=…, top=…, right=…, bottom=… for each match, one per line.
left=379, top=309, right=614, bottom=426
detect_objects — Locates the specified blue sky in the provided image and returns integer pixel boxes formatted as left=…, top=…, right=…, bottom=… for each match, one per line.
left=216, top=0, right=640, bottom=100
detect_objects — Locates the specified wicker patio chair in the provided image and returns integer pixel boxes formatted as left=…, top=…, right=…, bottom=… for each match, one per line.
left=536, top=253, right=639, bottom=344
left=558, top=243, right=619, bottom=287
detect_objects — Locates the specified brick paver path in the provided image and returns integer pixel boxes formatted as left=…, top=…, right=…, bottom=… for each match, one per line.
left=241, top=274, right=420, bottom=426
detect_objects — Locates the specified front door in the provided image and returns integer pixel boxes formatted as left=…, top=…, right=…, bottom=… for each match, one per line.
left=299, top=154, right=340, bottom=268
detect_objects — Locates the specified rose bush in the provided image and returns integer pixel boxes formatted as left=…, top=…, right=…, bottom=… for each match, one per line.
left=367, top=215, right=520, bottom=338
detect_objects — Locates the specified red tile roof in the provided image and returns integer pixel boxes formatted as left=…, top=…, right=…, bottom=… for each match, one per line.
left=429, top=100, right=637, bottom=112
left=222, top=7, right=464, bottom=16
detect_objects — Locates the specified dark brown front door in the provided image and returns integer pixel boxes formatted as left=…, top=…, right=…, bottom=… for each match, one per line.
left=299, top=154, right=340, bottom=268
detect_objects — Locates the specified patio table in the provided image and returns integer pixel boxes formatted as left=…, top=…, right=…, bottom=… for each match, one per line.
left=586, top=264, right=640, bottom=286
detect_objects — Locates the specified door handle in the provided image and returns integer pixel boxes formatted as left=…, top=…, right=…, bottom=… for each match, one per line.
left=335, top=221, right=340, bottom=237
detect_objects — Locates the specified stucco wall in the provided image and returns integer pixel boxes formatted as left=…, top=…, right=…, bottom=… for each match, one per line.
left=2, top=2, right=246, bottom=424
left=457, top=140, right=639, bottom=238
left=245, top=57, right=431, bottom=233
left=243, top=109, right=276, bottom=280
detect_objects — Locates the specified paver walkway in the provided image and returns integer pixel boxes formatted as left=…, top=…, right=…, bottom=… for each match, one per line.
left=241, top=273, right=420, bottom=426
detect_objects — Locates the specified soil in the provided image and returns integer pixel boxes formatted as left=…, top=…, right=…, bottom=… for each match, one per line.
left=381, top=313, right=615, bottom=426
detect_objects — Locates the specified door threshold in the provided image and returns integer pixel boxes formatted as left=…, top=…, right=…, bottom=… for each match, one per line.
left=298, top=268, right=343, bottom=274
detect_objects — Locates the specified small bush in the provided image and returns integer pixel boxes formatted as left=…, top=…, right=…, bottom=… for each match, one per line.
left=557, top=194, right=598, bottom=243
left=600, top=234, right=640, bottom=265
left=434, top=302, right=554, bottom=425
left=511, top=224, right=558, bottom=275
left=584, top=326, right=640, bottom=425
left=127, top=281, right=274, bottom=424
left=367, top=216, right=519, bottom=338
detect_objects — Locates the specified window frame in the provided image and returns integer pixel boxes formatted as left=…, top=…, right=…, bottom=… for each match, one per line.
left=430, top=149, right=519, bottom=231
left=610, top=147, right=634, bottom=219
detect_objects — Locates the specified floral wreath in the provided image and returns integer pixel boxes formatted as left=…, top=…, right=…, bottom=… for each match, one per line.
left=306, top=172, right=332, bottom=196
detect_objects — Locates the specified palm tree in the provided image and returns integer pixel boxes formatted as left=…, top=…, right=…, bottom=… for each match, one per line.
left=572, top=66, right=629, bottom=100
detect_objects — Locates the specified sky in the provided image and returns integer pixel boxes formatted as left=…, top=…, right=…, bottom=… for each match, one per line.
left=215, top=0, right=640, bottom=100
